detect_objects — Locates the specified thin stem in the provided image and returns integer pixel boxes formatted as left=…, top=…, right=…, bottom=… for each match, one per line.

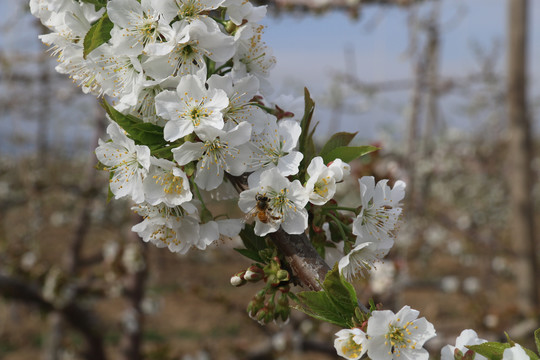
left=326, top=213, right=349, bottom=242
left=250, top=102, right=276, bottom=114
left=322, top=205, right=360, bottom=215
left=191, top=180, right=208, bottom=212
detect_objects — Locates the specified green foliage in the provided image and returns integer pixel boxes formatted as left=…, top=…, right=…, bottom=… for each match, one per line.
left=79, top=0, right=108, bottom=10
left=102, top=100, right=172, bottom=157
left=535, top=328, right=540, bottom=355
left=234, top=224, right=268, bottom=263
left=297, top=88, right=317, bottom=180
left=322, top=145, right=379, bottom=164
left=295, top=264, right=359, bottom=328
left=319, top=132, right=357, bottom=159
left=467, top=342, right=539, bottom=360
left=83, top=12, right=113, bottom=59
left=467, top=342, right=511, bottom=360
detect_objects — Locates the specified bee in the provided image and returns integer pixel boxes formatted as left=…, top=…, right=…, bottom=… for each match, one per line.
left=245, top=193, right=281, bottom=224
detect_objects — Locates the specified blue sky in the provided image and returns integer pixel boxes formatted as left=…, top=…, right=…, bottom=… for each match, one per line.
left=1, top=0, right=539, bottom=145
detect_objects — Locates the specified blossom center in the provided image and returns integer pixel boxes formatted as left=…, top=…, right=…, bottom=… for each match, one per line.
left=153, top=172, right=184, bottom=195
left=314, top=177, right=330, bottom=196
left=341, top=335, right=363, bottom=359
left=269, top=188, right=295, bottom=215
left=385, top=321, right=418, bottom=355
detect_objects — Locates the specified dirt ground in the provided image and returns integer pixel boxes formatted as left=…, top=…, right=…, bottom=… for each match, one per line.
left=0, top=156, right=537, bottom=360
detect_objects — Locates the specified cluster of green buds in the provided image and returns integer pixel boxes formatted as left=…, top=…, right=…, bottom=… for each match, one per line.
left=230, top=257, right=294, bottom=324
left=247, top=285, right=292, bottom=324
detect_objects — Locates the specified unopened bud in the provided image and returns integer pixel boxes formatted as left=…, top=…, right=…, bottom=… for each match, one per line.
left=276, top=269, right=289, bottom=282
left=230, top=272, right=246, bottom=287
left=183, top=162, right=196, bottom=177
left=247, top=291, right=266, bottom=318
left=225, top=21, right=237, bottom=34
left=245, top=265, right=264, bottom=282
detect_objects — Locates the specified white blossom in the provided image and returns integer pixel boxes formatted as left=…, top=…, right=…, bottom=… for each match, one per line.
left=224, top=0, right=267, bottom=26
left=334, top=328, right=368, bottom=360
left=338, top=242, right=380, bottom=281
left=172, top=122, right=252, bottom=190
left=107, top=0, right=174, bottom=56
left=232, top=24, right=275, bottom=93
left=207, top=74, right=268, bottom=132
left=132, top=203, right=200, bottom=254
left=155, top=74, right=228, bottom=141
left=305, top=156, right=341, bottom=206
left=353, top=176, right=405, bottom=247
left=153, top=0, right=225, bottom=24
left=502, top=344, right=529, bottom=360
left=143, top=157, right=192, bottom=207
left=247, top=117, right=303, bottom=186
left=238, top=168, right=308, bottom=236
left=366, top=306, right=436, bottom=360
left=95, top=122, right=151, bottom=204
left=143, top=19, right=234, bottom=81
left=441, top=329, right=488, bottom=360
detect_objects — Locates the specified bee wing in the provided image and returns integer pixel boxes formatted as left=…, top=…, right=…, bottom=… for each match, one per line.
left=243, top=205, right=260, bottom=223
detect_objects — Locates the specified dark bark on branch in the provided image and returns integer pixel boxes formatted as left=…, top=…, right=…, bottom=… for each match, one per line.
left=269, top=229, right=330, bottom=291
left=120, top=224, right=148, bottom=360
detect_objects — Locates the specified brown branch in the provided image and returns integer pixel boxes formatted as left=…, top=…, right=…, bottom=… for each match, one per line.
left=0, top=274, right=107, bottom=360
left=269, top=229, right=330, bottom=291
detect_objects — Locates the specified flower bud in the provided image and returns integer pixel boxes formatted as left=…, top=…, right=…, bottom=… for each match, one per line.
left=230, top=272, right=246, bottom=287
left=276, top=269, right=290, bottom=282
left=225, top=21, right=237, bottom=34
left=183, top=162, right=196, bottom=177
left=247, top=291, right=266, bottom=318
left=245, top=265, right=264, bottom=282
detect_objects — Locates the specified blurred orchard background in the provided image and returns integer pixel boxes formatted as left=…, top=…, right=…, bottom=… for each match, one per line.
left=1, top=0, right=540, bottom=359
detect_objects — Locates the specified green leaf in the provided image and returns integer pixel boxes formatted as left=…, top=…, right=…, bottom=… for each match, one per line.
left=233, top=248, right=263, bottom=263
left=83, top=13, right=113, bottom=59
left=235, top=224, right=268, bottom=263
left=320, top=132, right=357, bottom=160
left=295, top=264, right=359, bottom=328
left=535, top=328, right=540, bottom=355
left=298, top=87, right=315, bottom=155
left=322, top=145, right=379, bottom=164
left=525, top=348, right=540, bottom=360
left=295, top=291, right=351, bottom=327
left=297, top=88, right=316, bottom=181
left=107, top=171, right=114, bottom=203
left=102, top=100, right=170, bottom=156
left=467, top=342, right=510, bottom=360
left=322, top=264, right=358, bottom=315
left=79, top=0, right=107, bottom=9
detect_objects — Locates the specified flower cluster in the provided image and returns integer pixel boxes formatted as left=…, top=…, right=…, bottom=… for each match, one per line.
left=32, top=0, right=396, bottom=259
left=32, top=0, right=298, bottom=253
left=33, top=2, right=444, bottom=360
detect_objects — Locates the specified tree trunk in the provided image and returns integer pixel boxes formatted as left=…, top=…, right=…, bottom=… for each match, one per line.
left=507, top=0, right=539, bottom=315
